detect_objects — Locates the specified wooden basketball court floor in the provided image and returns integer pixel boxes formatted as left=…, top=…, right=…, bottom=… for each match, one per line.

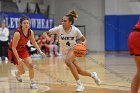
left=0, top=52, right=139, bottom=93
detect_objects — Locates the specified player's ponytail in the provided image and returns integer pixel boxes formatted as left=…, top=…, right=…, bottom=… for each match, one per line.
left=65, top=9, right=78, bottom=25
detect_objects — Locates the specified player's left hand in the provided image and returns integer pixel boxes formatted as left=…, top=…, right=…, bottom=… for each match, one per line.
left=40, top=51, right=46, bottom=57
left=81, top=42, right=86, bottom=47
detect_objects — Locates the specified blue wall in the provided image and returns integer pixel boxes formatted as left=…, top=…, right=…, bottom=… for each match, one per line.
left=105, top=15, right=139, bottom=51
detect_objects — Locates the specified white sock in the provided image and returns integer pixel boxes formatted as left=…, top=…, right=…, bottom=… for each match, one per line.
left=76, top=80, right=82, bottom=85
left=91, top=72, right=96, bottom=78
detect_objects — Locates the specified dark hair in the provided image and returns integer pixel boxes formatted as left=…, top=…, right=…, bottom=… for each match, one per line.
left=65, top=10, right=78, bottom=25
left=19, top=15, right=29, bottom=24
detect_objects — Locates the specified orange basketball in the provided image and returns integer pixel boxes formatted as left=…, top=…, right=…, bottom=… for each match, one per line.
left=73, top=43, right=86, bottom=57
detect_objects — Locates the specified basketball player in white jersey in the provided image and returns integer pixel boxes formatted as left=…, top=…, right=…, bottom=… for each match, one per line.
left=43, top=10, right=101, bottom=92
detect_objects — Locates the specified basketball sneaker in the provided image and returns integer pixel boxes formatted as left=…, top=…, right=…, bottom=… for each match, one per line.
left=76, top=83, right=85, bottom=92
left=5, top=57, right=8, bottom=61
left=30, top=81, right=38, bottom=89
left=15, top=71, right=22, bottom=82
left=91, top=72, right=101, bottom=86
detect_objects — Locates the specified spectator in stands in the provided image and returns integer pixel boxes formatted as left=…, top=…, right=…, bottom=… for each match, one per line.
left=49, top=34, right=61, bottom=56
left=37, top=35, right=55, bottom=57
left=0, top=20, right=9, bottom=61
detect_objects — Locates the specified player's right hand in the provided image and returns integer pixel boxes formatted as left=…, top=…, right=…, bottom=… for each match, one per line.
left=18, top=58, right=24, bottom=63
left=40, top=51, right=46, bottom=57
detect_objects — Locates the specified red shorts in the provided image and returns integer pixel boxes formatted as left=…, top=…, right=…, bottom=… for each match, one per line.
left=128, top=31, right=140, bottom=56
left=8, top=48, right=30, bottom=65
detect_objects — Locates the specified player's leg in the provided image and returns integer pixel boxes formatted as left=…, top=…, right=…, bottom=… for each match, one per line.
left=15, top=62, right=25, bottom=82
left=73, top=57, right=101, bottom=86
left=131, top=56, right=140, bottom=93
left=73, top=61, right=91, bottom=76
left=23, top=57, right=38, bottom=89
left=65, top=49, right=79, bottom=80
left=54, top=44, right=59, bottom=56
left=65, top=49, right=84, bottom=92
left=24, top=57, right=34, bottom=80
left=8, top=50, right=25, bottom=82
left=48, top=45, right=54, bottom=57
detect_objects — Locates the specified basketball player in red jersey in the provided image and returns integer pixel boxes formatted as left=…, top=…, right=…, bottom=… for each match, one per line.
left=43, top=10, right=101, bottom=92
left=128, top=18, right=140, bottom=93
left=8, top=16, right=46, bottom=89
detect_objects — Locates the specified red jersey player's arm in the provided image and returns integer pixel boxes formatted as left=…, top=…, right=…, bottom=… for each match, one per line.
left=12, top=32, right=20, bottom=60
left=30, top=30, right=43, bottom=54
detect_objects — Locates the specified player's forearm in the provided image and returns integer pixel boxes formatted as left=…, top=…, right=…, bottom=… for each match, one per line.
left=12, top=47, right=20, bottom=60
left=80, top=36, right=87, bottom=45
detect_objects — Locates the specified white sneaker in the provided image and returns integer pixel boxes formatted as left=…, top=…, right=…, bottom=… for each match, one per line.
left=5, top=57, right=8, bottom=61
left=91, top=72, right=101, bottom=86
left=30, top=82, right=38, bottom=89
left=76, top=83, right=85, bottom=92
left=15, top=71, right=22, bottom=82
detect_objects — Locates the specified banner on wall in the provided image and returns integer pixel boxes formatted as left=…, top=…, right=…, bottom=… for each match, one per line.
left=0, top=12, right=54, bottom=31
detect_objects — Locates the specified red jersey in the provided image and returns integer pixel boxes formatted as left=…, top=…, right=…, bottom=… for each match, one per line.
left=9, top=27, right=31, bottom=51
left=128, top=18, right=140, bottom=56
left=128, top=31, right=140, bottom=56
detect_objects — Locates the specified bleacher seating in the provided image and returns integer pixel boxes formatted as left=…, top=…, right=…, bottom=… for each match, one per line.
left=1, top=1, right=18, bottom=13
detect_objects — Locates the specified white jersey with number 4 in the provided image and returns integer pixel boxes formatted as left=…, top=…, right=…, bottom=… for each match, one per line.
left=49, top=25, right=83, bottom=52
